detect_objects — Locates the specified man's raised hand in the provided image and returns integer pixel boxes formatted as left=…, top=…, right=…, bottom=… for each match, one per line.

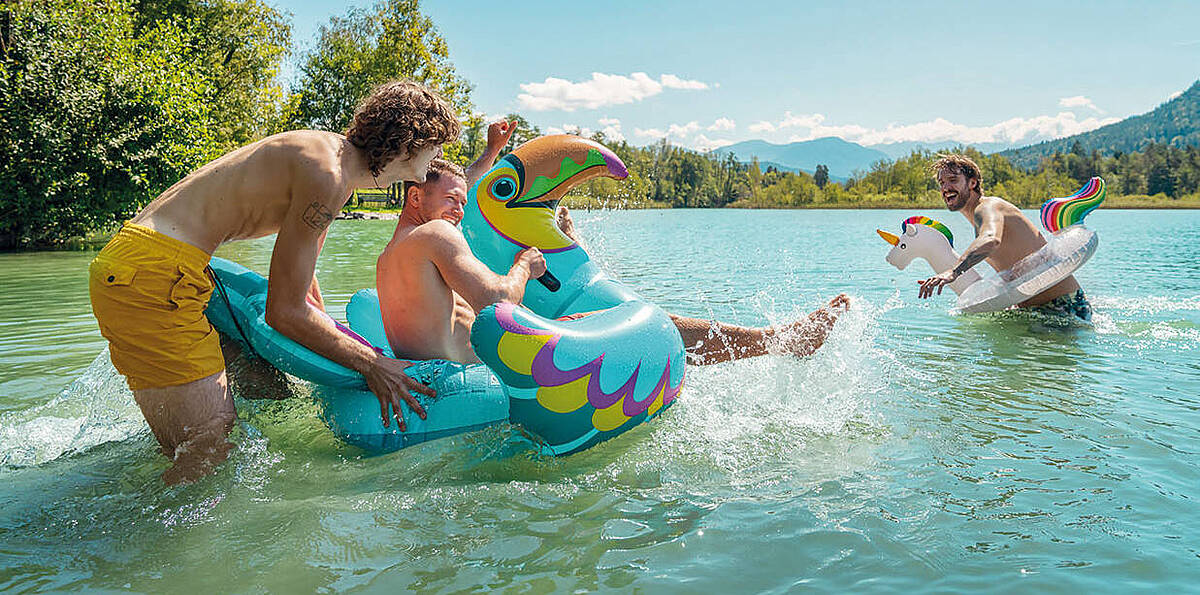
left=487, top=120, right=517, bottom=155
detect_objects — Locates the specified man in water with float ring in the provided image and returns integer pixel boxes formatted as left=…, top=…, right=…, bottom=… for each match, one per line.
left=377, top=122, right=850, bottom=368
left=917, top=154, right=1092, bottom=320
left=88, top=81, right=457, bottom=484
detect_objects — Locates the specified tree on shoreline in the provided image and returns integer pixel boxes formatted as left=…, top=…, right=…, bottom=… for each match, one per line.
left=288, top=0, right=472, bottom=138
left=0, top=0, right=291, bottom=249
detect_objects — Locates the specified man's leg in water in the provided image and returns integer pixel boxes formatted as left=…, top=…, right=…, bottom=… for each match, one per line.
left=555, top=206, right=850, bottom=365
left=671, top=294, right=849, bottom=364
left=133, top=371, right=236, bottom=485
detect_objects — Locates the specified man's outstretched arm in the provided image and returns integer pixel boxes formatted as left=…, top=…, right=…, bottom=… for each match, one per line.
left=465, top=121, right=516, bottom=187
left=265, top=180, right=433, bottom=429
left=918, top=202, right=1004, bottom=298
left=418, top=220, right=545, bottom=312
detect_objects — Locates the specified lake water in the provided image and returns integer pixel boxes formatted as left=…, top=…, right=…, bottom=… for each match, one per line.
left=2, top=209, right=1198, bottom=592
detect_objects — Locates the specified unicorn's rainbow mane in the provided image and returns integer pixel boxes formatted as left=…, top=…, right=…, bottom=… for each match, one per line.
left=902, top=216, right=954, bottom=247
left=1040, top=177, right=1106, bottom=233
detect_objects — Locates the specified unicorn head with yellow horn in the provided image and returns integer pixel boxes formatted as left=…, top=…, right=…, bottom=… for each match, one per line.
left=876, top=216, right=982, bottom=296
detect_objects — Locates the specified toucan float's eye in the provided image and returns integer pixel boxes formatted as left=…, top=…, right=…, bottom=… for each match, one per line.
left=900, top=243, right=906, bottom=249
left=490, top=176, right=517, bottom=201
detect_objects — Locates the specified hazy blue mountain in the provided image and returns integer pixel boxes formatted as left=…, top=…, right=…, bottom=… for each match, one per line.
left=999, top=79, right=1200, bottom=168
left=719, top=81, right=1200, bottom=175
left=719, top=137, right=889, bottom=178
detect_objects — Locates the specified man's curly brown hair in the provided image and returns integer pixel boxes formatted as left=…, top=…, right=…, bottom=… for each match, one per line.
left=930, top=154, right=983, bottom=193
left=345, top=81, right=462, bottom=176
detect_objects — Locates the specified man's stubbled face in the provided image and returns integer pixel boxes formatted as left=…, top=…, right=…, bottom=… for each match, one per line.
left=936, top=169, right=976, bottom=212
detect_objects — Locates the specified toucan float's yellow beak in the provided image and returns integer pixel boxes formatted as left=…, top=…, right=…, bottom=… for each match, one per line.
left=876, top=229, right=900, bottom=246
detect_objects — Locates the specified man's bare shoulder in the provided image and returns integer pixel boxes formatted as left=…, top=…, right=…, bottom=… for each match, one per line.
left=253, top=131, right=345, bottom=180
left=384, top=220, right=463, bottom=259
left=980, top=196, right=1022, bottom=213
left=409, top=220, right=468, bottom=251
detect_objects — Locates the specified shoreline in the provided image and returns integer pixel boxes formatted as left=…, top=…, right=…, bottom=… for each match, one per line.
left=336, top=211, right=400, bottom=220
left=5, top=204, right=1198, bottom=252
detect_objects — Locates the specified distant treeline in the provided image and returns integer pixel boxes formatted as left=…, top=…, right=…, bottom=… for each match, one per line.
left=556, top=136, right=1200, bottom=210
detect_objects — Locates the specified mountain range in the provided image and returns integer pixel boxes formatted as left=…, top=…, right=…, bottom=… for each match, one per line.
left=719, top=79, right=1200, bottom=177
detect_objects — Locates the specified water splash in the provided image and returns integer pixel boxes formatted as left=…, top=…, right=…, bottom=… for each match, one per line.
left=651, top=295, right=891, bottom=473
left=0, top=348, right=145, bottom=469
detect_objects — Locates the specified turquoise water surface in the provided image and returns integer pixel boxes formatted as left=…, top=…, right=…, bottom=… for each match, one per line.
left=1, top=209, right=1198, bottom=592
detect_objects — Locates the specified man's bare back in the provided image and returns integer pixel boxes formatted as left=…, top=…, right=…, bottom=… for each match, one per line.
left=134, top=131, right=358, bottom=250
left=379, top=221, right=483, bottom=363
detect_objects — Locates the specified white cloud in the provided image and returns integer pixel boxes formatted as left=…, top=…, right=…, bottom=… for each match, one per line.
left=707, top=117, right=736, bottom=131
left=544, top=119, right=626, bottom=143
left=770, top=111, right=1120, bottom=146
left=668, top=121, right=701, bottom=137
left=1059, top=95, right=1103, bottom=113
left=634, top=121, right=701, bottom=139
left=693, top=134, right=734, bottom=152
left=778, top=111, right=826, bottom=128
left=660, top=74, right=709, bottom=90
left=599, top=118, right=626, bottom=142
left=517, top=72, right=711, bottom=111
left=748, top=120, right=776, bottom=133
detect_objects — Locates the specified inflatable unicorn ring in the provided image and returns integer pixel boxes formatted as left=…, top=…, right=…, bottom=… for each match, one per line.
left=877, top=177, right=1106, bottom=314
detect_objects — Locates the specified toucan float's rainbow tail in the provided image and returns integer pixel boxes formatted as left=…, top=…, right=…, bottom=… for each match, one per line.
left=1040, top=177, right=1106, bottom=233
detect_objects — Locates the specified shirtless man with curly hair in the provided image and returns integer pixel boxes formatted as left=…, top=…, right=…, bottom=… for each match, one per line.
left=89, top=81, right=460, bottom=484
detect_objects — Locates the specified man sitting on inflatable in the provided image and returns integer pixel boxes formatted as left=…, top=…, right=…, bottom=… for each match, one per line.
left=377, top=122, right=851, bottom=367
left=917, top=154, right=1092, bottom=320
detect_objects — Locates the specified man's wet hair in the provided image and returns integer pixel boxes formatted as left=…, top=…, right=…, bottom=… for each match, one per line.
left=345, top=81, right=462, bottom=176
left=404, top=158, right=466, bottom=205
left=930, top=154, right=983, bottom=192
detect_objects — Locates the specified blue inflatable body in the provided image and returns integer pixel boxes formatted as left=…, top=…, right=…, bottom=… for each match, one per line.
left=205, top=258, right=507, bottom=453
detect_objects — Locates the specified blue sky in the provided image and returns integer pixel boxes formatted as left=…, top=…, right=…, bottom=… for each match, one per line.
left=272, top=0, right=1199, bottom=151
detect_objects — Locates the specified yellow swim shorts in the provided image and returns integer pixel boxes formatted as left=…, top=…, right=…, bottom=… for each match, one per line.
left=89, top=223, right=224, bottom=390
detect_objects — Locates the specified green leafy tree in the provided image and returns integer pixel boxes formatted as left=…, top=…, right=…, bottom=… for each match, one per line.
left=290, top=0, right=472, bottom=134
left=0, top=0, right=291, bottom=248
left=814, top=164, right=829, bottom=189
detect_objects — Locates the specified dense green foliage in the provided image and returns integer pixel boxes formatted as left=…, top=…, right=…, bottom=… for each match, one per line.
left=0, top=0, right=290, bottom=248
left=1001, top=81, right=1200, bottom=168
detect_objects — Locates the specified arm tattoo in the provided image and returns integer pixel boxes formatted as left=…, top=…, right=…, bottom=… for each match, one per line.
left=953, top=250, right=988, bottom=276
left=302, top=201, right=334, bottom=231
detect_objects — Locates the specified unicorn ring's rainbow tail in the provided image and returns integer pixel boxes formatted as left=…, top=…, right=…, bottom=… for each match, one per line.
left=1040, top=177, right=1106, bottom=233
